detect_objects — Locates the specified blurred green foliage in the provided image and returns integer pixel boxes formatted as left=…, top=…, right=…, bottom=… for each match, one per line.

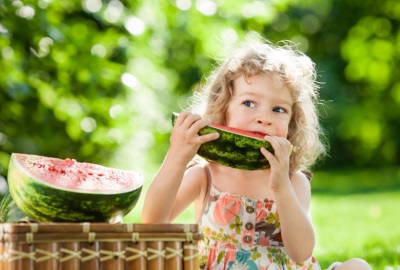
left=1, top=0, right=399, bottom=179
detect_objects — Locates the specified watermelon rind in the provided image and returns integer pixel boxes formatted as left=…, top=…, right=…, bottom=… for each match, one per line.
left=172, top=112, right=274, bottom=170
left=7, top=154, right=143, bottom=223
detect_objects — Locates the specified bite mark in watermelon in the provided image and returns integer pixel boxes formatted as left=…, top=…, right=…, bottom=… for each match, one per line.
left=172, top=112, right=274, bottom=170
left=7, top=153, right=144, bottom=223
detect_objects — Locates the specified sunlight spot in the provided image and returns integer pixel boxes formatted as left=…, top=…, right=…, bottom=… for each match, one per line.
left=105, top=0, right=124, bottom=23
left=38, top=37, right=54, bottom=57
left=176, top=0, right=192, bottom=11
left=0, top=132, right=8, bottom=145
left=360, top=120, right=382, bottom=148
left=271, top=14, right=290, bottom=32
left=0, top=23, right=8, bottom=34
left=368, top=205, right=382, bottom=219
left=150, top=72, right=168, bottom=90
left=109, top=105, right=124, bottom=119
left=91, top=44, right=107, bottom=58
left=291, top=35, right=309, bottom=52
left=80, top=117, right=97, bottom=133
left=66, top=101, right=83, bottom=117
left=124, top=16, right=145, bottom=36
left=118, top=36, right=129, bottom=47
left=301, top=14, right=321, bottom=34
left=121, top=73, right=139, bottom=90
left=135, top=130, right=155, bottom=148
left=367, top=60, right=390, bottom=87
left=221, top=28, right=238, bottom=45
left=12, top=1, right=23, bottom=8
left=83, top=0, right=102, bottom=13
left=242, top=1, right=267, bottom=18
left=195, top=0, right=217, bottom=16
left=107, top=128, right=123, bottom=143
left=2, top=47, right=14, bottom=60
left=17, top=5, right=35, bottom=19
left=38, top=0, right=52, bottom=9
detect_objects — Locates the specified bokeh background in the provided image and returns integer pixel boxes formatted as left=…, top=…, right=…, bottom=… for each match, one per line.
left=1, top=0, right=399, bottom=268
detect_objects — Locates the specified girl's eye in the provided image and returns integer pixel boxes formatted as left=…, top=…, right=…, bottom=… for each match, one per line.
left=273, top=107, right=286, bottom=113
left=243, top=101, right=255, bottom=107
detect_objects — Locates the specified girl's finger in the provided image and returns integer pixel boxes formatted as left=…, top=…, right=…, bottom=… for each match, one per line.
left=181, top=113, right=202, bottom=129
left=264, top=136, right=292, bottom=157
left=260, top=146, right=275, bottom=162
left=175, top=111, right=190, bottom=126
left=195, top=132, right=220, bottom=144
left=189, top=117, right=211, bottom=134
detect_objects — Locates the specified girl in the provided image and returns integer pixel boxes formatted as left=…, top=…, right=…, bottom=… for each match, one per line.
left=141, top=38, right=371, bottom=270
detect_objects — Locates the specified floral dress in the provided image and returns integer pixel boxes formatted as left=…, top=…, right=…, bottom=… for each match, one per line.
left=198, top=169, right=320, bottom=270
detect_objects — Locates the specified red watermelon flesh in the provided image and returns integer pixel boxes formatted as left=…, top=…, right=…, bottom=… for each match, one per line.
left=19, top=155, right=140, bottom=193
left=208, top=123, right=266, bottom=140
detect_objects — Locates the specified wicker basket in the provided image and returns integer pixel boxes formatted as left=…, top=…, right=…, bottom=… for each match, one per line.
left=0, top=223, right=202, bottom=270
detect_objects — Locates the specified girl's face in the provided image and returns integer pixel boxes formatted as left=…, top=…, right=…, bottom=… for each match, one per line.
left=226, top=73, right=293, bottom=138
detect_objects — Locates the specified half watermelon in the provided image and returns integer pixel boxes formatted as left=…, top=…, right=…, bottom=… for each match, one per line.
left=172, top=112, right=274, bottom=170
left=7, top=153, right=144, bottom=223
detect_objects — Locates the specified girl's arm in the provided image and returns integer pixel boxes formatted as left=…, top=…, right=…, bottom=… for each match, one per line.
left=274, top=172, right=315, bottom=262
left=141, top=112, right=219, bottom=223
left=261, top=137, right=315, bottom=262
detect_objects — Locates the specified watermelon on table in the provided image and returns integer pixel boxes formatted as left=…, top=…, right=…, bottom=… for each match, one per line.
left=172, top=112, right=274, bottom=170
left=7, top=153, right=144, bottom=223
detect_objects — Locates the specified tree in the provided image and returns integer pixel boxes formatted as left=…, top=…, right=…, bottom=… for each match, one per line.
left=1, top=0, right=399, bottom=180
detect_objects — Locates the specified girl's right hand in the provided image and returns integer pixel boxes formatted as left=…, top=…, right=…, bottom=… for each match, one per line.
left=169, top=112, right=219, bottom=165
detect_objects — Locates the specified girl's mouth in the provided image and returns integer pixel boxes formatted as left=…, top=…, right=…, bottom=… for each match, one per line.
left=253, top=131, right=268, bottom=137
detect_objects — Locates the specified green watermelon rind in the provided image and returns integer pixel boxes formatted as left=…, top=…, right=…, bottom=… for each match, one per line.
left=172, top=112, right=274, bottom=170
left=8, top=154, right=143, bottom=223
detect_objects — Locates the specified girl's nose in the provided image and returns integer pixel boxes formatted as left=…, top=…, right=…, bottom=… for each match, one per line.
left=257, top=116, right=272, bottom=125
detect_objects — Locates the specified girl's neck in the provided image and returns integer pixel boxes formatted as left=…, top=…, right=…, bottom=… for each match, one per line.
left=208, top=162, right=269, bottom=177
left=207, top=162, right=275, bottom=200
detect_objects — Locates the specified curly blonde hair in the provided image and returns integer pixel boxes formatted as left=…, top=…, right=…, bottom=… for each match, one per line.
left=188, top=37, right=327, bottom=172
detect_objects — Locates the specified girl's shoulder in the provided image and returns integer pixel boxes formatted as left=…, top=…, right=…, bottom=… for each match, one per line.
left=290, top=171, right=313, bottom=202
left=186, top=161, right=208, bottom=176
left=184, top=162, right=210, bottom=191
left=291, top=170, right=313, bottom=182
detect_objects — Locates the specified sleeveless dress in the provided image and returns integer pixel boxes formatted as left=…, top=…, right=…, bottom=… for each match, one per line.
left=198, top=168, right=321, bottom=270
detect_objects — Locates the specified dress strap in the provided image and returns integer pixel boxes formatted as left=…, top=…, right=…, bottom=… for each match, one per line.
left=196, top=165, right=212, bottom=223
left=203, top=165, right=212, bottom=206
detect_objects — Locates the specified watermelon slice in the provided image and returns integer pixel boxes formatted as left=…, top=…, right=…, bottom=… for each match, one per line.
left=7, top=153, right=143, bottom=223
left=172, top=112, right=274, bottom=170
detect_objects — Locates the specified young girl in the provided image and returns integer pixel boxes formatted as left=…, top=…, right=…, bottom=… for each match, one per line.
left=141, top=38, right=371, bottom=270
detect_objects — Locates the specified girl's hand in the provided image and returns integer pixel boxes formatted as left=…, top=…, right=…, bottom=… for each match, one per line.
left=260, top=136, right=293, bottom=192
left=169, top=112, right=219, bottom=165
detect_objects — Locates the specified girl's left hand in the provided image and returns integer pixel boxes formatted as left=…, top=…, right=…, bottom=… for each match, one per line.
left=260, top=136, right=293, bottom=192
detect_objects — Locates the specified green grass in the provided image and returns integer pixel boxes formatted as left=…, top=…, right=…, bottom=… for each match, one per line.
left=310, top=168, right=400, bottom=269
left=125, top=167, right=400, bottom=268
left=312, top=192, right=400, bottom=268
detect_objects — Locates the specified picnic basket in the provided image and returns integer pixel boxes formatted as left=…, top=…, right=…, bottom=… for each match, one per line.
left=0, top=222, right=202, bottom=270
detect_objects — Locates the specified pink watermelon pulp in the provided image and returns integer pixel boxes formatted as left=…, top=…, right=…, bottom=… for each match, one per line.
left=8, top=153, right=144, bottom=223
left=207, top=123, right=267, bottom=140
left=22, top=155, right=138, bottom=193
